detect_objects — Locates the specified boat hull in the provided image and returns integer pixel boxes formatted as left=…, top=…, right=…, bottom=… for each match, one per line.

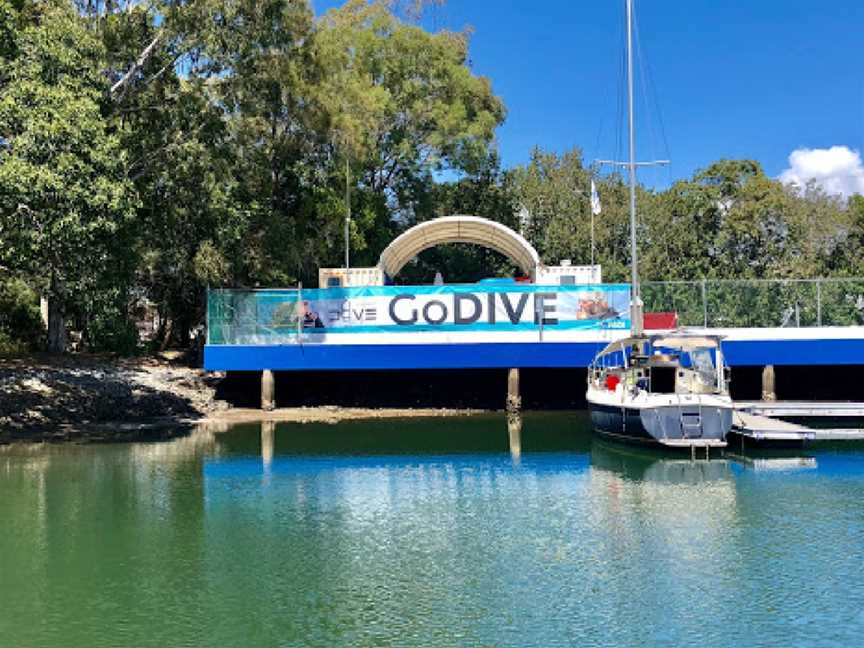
left=589, top=401, right=733, bottom=448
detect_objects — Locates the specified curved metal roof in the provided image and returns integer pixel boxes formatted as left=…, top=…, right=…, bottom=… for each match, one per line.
left=377, top=215, right=541, bottom=278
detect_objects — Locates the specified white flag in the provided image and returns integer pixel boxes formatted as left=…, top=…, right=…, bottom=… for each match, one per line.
left=590, top=179, right=602, bottom=216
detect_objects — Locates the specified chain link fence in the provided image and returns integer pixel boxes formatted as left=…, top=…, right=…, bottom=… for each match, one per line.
left=643, top=278, right=864, bottom=328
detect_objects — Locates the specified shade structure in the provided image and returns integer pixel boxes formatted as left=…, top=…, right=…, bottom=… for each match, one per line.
left=377, top=215, right=541, bottom=279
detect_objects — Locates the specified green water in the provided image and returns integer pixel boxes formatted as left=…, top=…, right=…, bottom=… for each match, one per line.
left=2, top=413, right=864, bottom=647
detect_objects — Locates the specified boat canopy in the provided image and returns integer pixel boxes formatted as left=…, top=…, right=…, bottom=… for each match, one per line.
left=593, top=333, right=724, bottom=361
left=593, top=336, right=648, bottom=359
left=650, top=334, right=723, bottom=351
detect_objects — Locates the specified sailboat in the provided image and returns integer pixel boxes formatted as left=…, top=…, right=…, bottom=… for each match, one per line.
left=585, top=0, right=734, bottom=451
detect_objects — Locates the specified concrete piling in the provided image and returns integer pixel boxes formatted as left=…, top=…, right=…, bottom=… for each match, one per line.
left=261, top=369, right=276, bottom=411
left=506, top=368, right=521, bottom=415
left=761, top=365, right=776, bottom=401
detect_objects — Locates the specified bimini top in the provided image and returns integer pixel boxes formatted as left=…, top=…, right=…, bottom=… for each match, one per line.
left=594, top=333, right=723, bottom=359
left=377, top=215, right=541, bottom=279
left=650, top=334, right=723, bottom=351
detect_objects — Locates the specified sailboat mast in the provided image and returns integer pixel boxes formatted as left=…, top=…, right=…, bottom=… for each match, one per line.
left=625, top=0, right=644, bottom=336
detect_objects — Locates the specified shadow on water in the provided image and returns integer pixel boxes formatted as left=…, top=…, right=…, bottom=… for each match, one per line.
left=211, top=411, right=596, bottom=458
left=200, top=412, right=849, bottom=485
left=137, top=416, right=863, bottom=495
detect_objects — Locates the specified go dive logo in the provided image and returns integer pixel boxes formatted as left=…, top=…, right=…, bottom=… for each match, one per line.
left=388, top=292, right=559, bottom=326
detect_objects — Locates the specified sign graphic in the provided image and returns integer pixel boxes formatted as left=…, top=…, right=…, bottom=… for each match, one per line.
left=208, top=284, right=632, bottom=344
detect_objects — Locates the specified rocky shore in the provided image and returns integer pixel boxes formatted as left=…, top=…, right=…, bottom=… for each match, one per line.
left=0, top=355, right=480, bottom=444
left=0, top=354, right=226, bottom=443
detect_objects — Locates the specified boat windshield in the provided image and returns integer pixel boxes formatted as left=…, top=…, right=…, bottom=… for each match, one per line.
left=689, top=348, right=715, bottom=373
left=687, top=347, right=719, bottom=389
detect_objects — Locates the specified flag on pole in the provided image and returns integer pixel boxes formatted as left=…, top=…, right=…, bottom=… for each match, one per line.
left=590, top=179, right=602, bottom=216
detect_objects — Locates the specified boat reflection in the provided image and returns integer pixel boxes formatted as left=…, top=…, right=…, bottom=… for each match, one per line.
left=590, top=439, right=820, bottom=485
left=590, top=439, right=734, bottom=484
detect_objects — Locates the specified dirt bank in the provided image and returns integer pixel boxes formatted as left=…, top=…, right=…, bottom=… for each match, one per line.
left=202, top=406, right=484, bottom=427
left=0, top=354, right=225, bottom=443
left=0, top=355, right=483, bottom=443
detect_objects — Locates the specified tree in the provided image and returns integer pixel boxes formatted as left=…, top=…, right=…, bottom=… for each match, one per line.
left=397, top=152, right=518, bottom=283
left=315, top=0, right=505, bottom=271
left=511, top=147, right=631, bottom=281
left=0, top=1, right=136, bottom=352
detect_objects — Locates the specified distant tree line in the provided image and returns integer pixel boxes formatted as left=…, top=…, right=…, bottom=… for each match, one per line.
left=1, top=0, right=862, bottom=354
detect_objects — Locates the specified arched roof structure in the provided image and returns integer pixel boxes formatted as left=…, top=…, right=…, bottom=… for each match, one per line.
left=377, top=215, right=540, bottom=279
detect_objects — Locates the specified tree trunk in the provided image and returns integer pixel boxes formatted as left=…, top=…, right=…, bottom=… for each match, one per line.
left=158, top=316, right=174, bottom=353
left=47, top=276, right=66, bottom=354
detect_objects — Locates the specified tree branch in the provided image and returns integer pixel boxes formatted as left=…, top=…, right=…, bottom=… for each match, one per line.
left=110, top=32, right=162, bottom=101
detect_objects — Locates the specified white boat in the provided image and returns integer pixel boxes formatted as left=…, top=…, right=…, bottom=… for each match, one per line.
left=587, top=333, right=733, bottom=448
left=584, top=2, right=733, bottom=449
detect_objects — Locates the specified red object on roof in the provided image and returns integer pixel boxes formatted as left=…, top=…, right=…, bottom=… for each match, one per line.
left=644, top=312, right=678, bottom=330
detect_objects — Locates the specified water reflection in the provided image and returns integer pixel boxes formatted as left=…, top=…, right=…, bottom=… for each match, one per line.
left=507, top=415, right=522, bottom=463
left=591, top=439, right=735, bottom=484
left=3, top=415, right=864, bottom=647
left=261, top=420, right=275, bottom=470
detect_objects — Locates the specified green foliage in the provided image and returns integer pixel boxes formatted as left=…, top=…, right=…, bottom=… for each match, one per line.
left=1, top=0, right=863, bottom=356
left=0, top=274, right=42, bottom=353
left=0, top=1, right=137, bottom=351
left=511, top=148, right=631, bottom=281
left=317, top=0, right=504, bottom=179
left=399, top=153, right=518, bottom=283
left=76, top=283, right=141, bottom=355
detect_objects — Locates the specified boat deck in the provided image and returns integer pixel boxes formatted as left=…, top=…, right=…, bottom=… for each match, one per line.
left=732, top=411, right=816, bottom=442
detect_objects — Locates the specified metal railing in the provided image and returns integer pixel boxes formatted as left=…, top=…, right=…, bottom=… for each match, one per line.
left=642, top=278, right=864, bottom=329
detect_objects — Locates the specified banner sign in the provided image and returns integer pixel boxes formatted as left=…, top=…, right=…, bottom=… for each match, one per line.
left=209, top=284, right=631, bottom=344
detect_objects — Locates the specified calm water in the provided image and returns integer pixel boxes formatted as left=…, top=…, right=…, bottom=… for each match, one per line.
left=2, top=413, right=864, bottom=647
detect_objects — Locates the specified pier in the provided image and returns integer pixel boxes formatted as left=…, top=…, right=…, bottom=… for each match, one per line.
left=732, top=408, right=864, bottom=444
left=202, top=216, right=864, bottom=413
left=735, top=401, right=864, bottom=418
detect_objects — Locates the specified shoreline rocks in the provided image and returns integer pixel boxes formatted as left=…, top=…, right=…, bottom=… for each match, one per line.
left=0, top=354, right=223, bottom=443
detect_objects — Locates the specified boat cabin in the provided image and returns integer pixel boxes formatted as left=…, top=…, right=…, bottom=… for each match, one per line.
left=589, top=334, right=729, bottom=397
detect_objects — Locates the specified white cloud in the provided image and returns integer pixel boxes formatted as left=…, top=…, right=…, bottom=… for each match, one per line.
left=779, top=145, right=864, bottom=199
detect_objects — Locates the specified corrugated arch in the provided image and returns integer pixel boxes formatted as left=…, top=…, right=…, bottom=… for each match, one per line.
left=377, top=215, right=540, bottom=279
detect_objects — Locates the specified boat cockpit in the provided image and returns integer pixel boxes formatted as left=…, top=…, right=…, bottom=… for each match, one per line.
left=589, top=334, right=729, bottom=397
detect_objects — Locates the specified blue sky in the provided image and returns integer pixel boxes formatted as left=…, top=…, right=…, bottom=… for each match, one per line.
left=314, top=1, right=864, bottom=192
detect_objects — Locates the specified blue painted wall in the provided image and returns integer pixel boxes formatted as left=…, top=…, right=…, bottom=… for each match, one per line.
left=205, top=337, right=864, bottom=371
